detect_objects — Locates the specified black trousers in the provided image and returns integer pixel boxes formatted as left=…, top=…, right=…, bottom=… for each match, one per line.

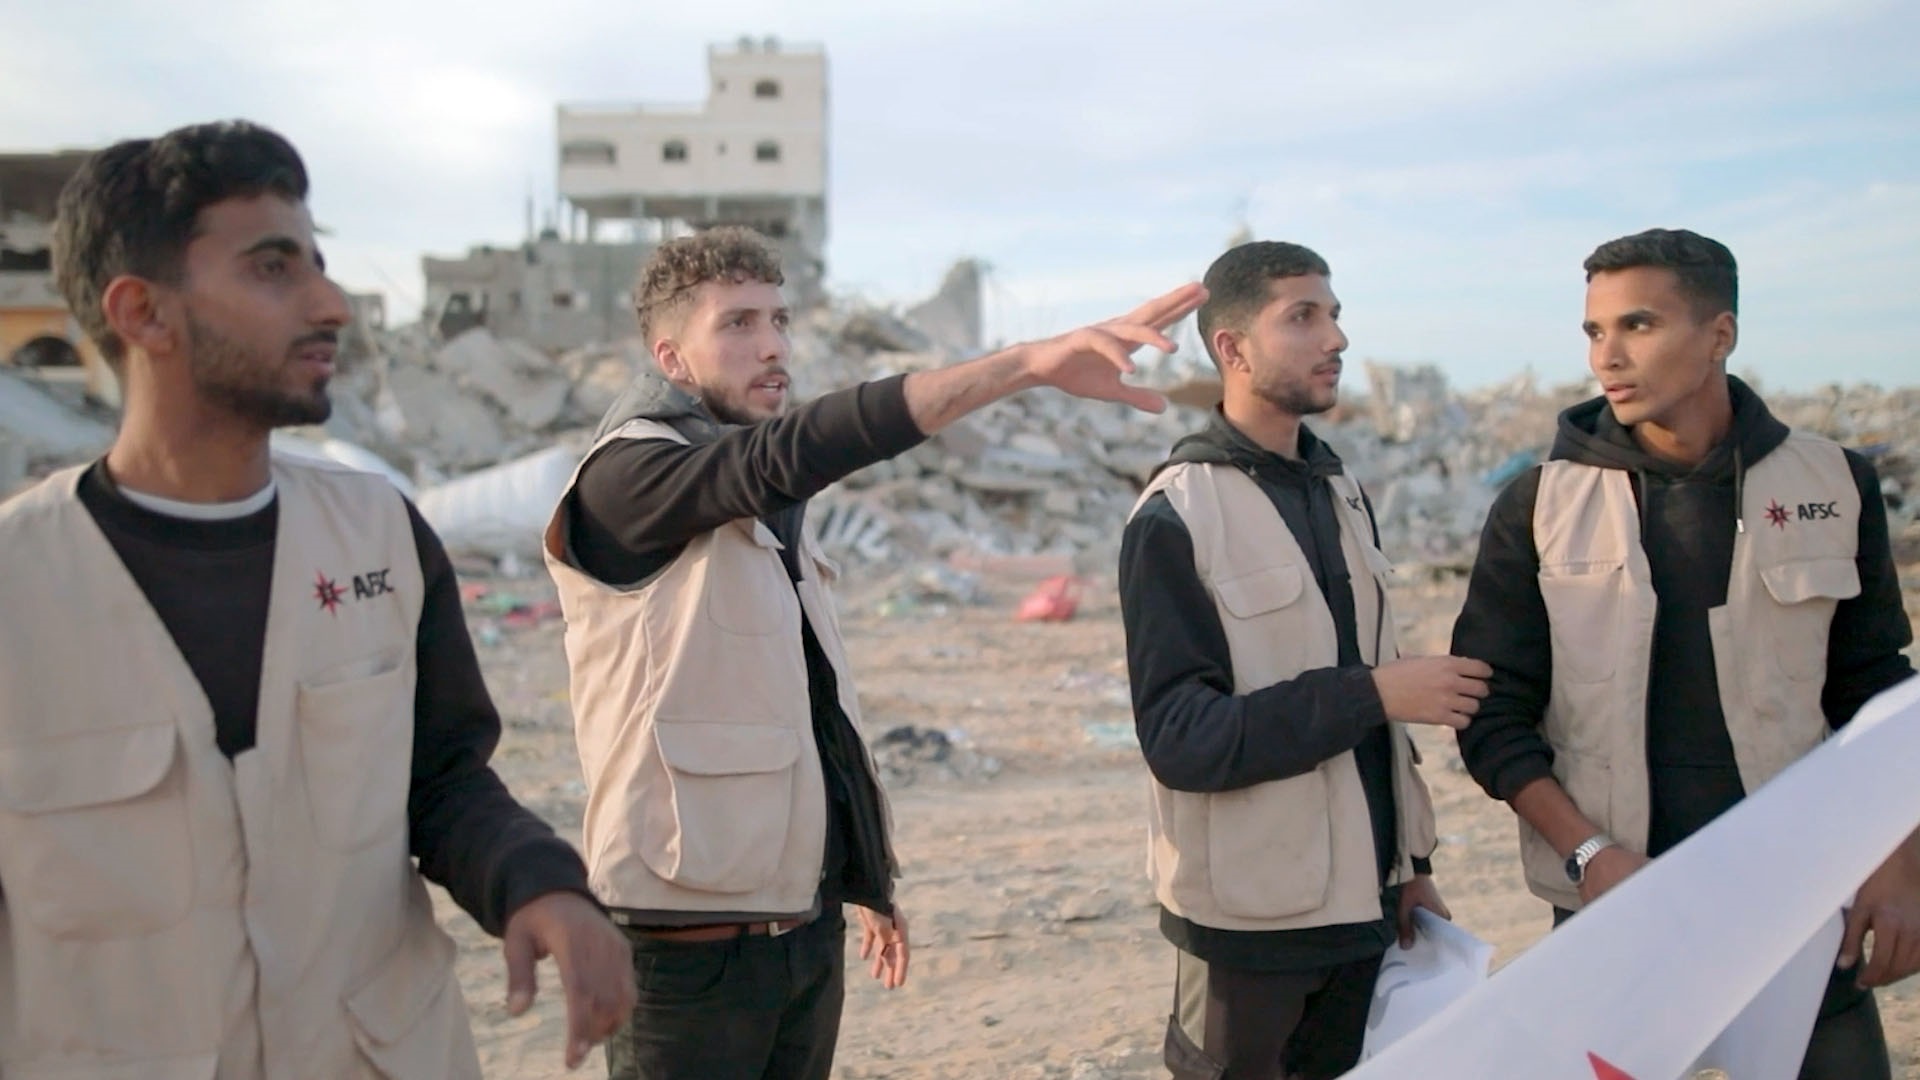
left=605, top=911, right=847, bottom=1080
left=1164, top=947, right=1385, bottom=1080
left=1551, top=905, right=1890, bottom=1080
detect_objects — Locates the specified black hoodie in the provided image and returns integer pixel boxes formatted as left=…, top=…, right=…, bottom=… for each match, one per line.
left=561, top=370, right=928, bottom=918
left=1119, top=411, right=1421, bottom=972
left=1453, top=377, right=1915, bottom=855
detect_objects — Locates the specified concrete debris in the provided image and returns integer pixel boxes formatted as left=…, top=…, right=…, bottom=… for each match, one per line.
left=556, top=339, right=649, bottom=424
left=1365, top=361, right=1465, bottom=443
left=381, top=362, right=510, bottom=471
left=0, top=431, right=26, bottom=499
left=0, top=364, right=115, bottom=470
left=4, top=269, right=1914, bottom=582
left=437, top=328, right=572, bottom=432
left=870, top=724, right=1001, bottom=787
left=270, top=431, right=417, bottom=499
left=902, top=258, right=985, bottom=356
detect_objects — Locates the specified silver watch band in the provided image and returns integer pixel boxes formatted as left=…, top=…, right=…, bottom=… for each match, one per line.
left=1572, top=834, right=1615, bottom=873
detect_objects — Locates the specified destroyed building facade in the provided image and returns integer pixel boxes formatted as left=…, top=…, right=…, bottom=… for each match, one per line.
left=420, top=36, right=830, bottom=354
left=0, top=150, right=119, bottom=407
left=555, top=36, right=829, bottom=308
left=421, top=235, right=649, bottom=352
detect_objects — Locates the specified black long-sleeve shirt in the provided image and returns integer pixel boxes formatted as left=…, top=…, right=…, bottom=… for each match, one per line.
left=78, top=461, right=589, bottom=936
left=564, top=374, right=927, bottom=917
left=1454, top=382, right=1916, bottom=855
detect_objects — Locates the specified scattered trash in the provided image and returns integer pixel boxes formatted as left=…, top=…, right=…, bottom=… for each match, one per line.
left=1054, top=667, right=1132, bottom=708
left=870, top=723, right=1000, bottom=786
left=1014, top=576, right=1082, bottom=623
left=1054, top=889, right=1122, bottom=924
left=1080, top=721, right=1139, bottom=751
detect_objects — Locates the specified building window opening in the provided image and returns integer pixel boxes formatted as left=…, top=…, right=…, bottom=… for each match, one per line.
left=754, top=79, right=781, bottom=99
left=755, top=140, right=781, bottom=163
left=561, top=140, right=615, bottom=166
left=663, top=139, right=689, bottom=163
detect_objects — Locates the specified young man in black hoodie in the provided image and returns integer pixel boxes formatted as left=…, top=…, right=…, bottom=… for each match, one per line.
left=1119, top=240, right=1490, bottom=1080
left=1452, top=227, right=1919, bottom=1078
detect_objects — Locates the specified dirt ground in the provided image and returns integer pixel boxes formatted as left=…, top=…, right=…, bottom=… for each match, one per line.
left=441, top=564, right=1920, bottom=1079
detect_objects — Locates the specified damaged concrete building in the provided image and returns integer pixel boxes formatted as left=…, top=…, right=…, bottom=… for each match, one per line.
left=421, top=235, right=648, bottom=352
left=0, top=150, right=119, bottom=407
left=421, top=36, right=830, bottom=353
left=556, top=35, right=829, bottom=307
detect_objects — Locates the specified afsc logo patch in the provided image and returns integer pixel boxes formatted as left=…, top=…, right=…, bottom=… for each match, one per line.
left=1763, top=499, right=1844, bottom=530
left=314, top=567, right=396, bottom=615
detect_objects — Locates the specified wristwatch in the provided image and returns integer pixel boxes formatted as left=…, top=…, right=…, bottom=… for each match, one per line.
left=1565, top=834, right=1616, bottom=885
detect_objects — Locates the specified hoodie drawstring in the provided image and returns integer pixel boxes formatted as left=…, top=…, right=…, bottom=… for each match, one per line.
left=1733, top=445, right=1747, bottom=534
left=1635, top=469, right=1649, bottom=545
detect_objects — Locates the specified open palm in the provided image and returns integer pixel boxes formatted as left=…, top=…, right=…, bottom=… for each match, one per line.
left=1023, top=283, right=1206, bottom=412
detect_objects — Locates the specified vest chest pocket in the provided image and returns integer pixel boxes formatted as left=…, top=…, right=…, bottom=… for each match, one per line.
left=1758, top=557, right=1860, bottom=683
left=1214, top=565, right=1305, bottom=620
left=706, top=523, right=797, bottom=637
left=1538, top=561, right=1626, bottom=684
left=641, top=722, right=800, bottom=894
left=0, top=722, right=194, bottom=939
left=296, top=653, right=413, bottom=852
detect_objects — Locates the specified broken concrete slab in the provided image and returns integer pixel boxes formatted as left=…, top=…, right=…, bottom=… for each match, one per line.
left=436, top=328, right=572, bottom=431
left=382, top=363, right=509, bottom=471
left=0, top=364, right=115, bottom=462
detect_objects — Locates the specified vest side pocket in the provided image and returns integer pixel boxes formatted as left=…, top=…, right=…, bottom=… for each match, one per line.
left=0, top=722, right=193, bottom=939
left=345, top=892, right=478, bottom=1079
left=642, top=721, right=800, bottom=894
left=1205, top=769, right=1331, bottom=919
left=296, top=655, right=412, bottom=852
left=1538, top=561, right=1626, bottom=684
left=1398, top=729, right=1439, bottom=862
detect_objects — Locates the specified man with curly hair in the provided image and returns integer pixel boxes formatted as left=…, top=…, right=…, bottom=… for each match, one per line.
left=544, top=224, right=1203, bottom=1079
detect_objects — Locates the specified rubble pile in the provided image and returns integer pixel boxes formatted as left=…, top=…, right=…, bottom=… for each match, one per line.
left=3, top=287, right=1915, bottom=573
left=317, top=327, right=647, bottom=484
left=1765, top=381, right=1920, bottom=560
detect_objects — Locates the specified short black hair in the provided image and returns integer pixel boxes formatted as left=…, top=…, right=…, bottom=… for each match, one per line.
left=52, top=120, right=310, bottom=370
left=1197, top=241, right=1331, bottom=368
left=1583, top=228, right=1738, bottom=319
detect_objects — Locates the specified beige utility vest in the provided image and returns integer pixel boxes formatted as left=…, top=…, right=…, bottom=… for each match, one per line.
left=0, top=459, right=480, bottom=1080
left=545, top=419, right=895, bottom=916
left=1130, top=462, right=1438, bottom=932
left=1524, top=432, right=1861, bottom=910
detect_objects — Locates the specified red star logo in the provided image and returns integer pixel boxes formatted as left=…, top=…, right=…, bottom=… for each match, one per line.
left=1764, top=499, right=1791, bottom=529
left=313, top=571, right=345, bottom=615
left=1588, top=1052, right=1636, bottom=1079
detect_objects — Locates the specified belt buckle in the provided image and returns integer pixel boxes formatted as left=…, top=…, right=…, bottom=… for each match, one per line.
left=767, top=919, right=796, bottom=938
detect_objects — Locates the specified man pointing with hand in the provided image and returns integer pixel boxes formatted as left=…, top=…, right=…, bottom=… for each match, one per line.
left=544, top=224, right=1203, bottom=1080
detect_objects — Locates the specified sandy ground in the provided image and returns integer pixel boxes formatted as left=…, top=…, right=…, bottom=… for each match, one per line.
left=439, top=565, right=1920, bottom=1079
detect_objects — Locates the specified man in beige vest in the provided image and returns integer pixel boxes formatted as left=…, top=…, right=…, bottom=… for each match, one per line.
left=543, top=225, right=1203, bottom=1080
left=0, top=120, right=636, bottom=1078
left=1118, top=240, right=1490, bottom=1080
left=1453, top=228, right=1919, bottom=1078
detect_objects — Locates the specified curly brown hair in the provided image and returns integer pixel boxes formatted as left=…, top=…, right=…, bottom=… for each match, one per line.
left=634, top=226, right=785, bottom=342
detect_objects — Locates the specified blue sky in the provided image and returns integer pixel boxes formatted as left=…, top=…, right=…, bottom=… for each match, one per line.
left=3, top=0, right=1915, bottom=388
